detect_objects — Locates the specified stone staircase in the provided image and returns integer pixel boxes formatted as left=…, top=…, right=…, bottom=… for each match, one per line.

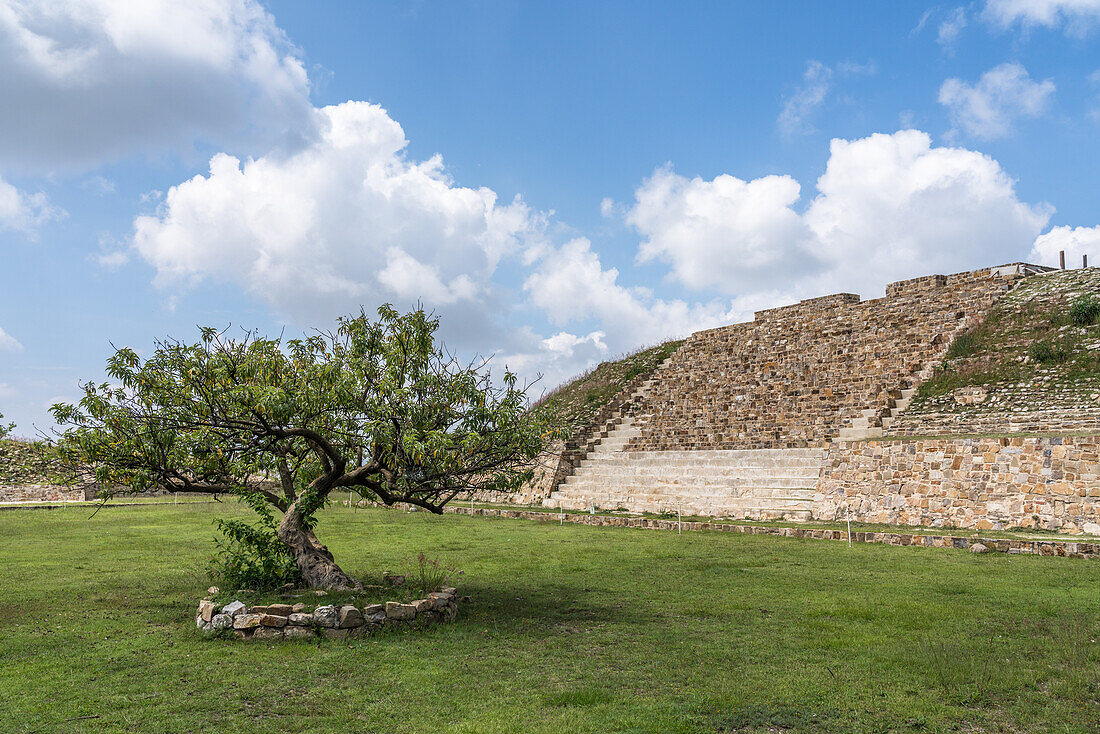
left=836, top=387, right=917, bottom=441
left=836, top=312, right=981, bottom=441
left=544, top=439, right=825, bottom=521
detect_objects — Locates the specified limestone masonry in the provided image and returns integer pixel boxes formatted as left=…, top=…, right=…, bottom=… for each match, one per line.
left=529, top=263, right=1100, bottom=535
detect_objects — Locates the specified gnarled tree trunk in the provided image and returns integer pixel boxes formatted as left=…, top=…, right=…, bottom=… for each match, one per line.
left=277, top=502, right=361, bottom=590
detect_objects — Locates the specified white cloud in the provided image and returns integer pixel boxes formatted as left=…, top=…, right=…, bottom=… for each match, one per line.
left=628, top=167, right=818, bottom=293
left=938, top=7, right=969, bottom=50
left=0, top=174, right=61, bottom=234
left=0, top=326, right=24, bottom=353
left=0, top=0, right=313, bottom=171
left=778, top=61, right=833, bottom=137
left=983, top=0, right=1100, bottom=33
left=524, top=237, right=738, bottom=347
left=621, top=130, right=1052, bottom=300
left=802, top=130, right=1051, bottom=291
left=1030, top=225, right=1100, bottom=267
left=133, top=101, right=540, bottom=324
left=939, top=63, right=1055, bottom=140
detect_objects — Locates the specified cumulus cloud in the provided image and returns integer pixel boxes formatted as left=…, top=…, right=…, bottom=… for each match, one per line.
left=524, top=237, right=738, bottom=347
left=628, top=168, right=818, bottom=293
left=621, top=130, right=1052, bottom=300
left=0, top=174, right=62, bottom=234
left=0, top=0, right=313, bottom=171
left=983, top=0, right=1100, bottom=33
left=939, top=63, right=1055, bottom=140
left=1030, top=225, right=1100, bottom=267
left=133, top=101, right=540, bottom=326
left=0, top=325, right=23, bottom=353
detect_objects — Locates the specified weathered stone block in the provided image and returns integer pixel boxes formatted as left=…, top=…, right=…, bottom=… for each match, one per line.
left=197, top=599, right=215, bottom=622
left=338, top=605, right=364, bottom=628
left=385, top=602, right=416, bottom=620
left=313, top=605, right=338, bottom=628
left=233, top=613, right=264, bottom=630
left=221, top=600, right=246, bottom=618
left=260, top=614, right=288, bottom=628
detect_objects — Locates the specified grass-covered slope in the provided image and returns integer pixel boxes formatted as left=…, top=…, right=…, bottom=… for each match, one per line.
left=908, top=268, right=1100, bottom=419
left=533, top=340, right=683, bottom=432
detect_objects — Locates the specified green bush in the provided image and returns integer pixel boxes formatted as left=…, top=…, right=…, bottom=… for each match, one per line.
left=1068, top=296, right=1100, bottom=326
left=209, top=490, right=301, bottom=591
left=411, top=552, right=460, bottom=596
left=946, top=330, right=979, bottom=359
left=1028, top=339, right=1068, bottom=365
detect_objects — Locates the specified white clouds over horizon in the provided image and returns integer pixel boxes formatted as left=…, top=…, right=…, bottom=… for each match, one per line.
left=0, top=0, right=313, bottom=172
left=1031, top=225, right=1100, bottom=267
left=939, top=63, right=1055, bottom=140
left=621, top=130, right=1053, bottom=301
left=133, top=101, right=541, bottom=325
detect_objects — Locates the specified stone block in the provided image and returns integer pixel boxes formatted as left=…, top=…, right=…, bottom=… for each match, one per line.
left=288, top=612, right=313, bottom=626
left=252, top=627, right=283, bottom=640
left=313, top=605, right=338, bottom=628
left=233, top=613, right=264, bottom=630
left=284, top=626, right=315, bottom=640
left=338, top=605, right=364, bottom=628
left=266, top=603, right=292, bottom=616
left=210, top=613, right=233, bottom=631
left=197, top=599, right=215, bottom=622
left=385, top=602, right=416, bottom=620
left=221, top=601, right=246, bottom=618
left=260, top=614, right=288, bottom=628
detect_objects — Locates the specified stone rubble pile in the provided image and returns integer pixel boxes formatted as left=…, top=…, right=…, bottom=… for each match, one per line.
left=195, top=587, right=462, bottom=640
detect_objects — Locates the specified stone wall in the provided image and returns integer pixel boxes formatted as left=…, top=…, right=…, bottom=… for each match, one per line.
left=889, top=410, right=1100, bottom=437
left=195, top=588, right=463, bottom=640
left=817, top=437, right=1100, bottom=534
left=627, top=265, right=1034, bottom=451
left=447, top=506, right=1100, bottom=558
left=0, top=484, right=88, bottom=503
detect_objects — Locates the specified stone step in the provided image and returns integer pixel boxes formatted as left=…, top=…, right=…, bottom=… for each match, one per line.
left=558, top=477, right=820, bottom=490
left=836, top=427, right=884, bottom=441
left=567, top=469, right=820, bottom=483
left=555, top=483, right=818, bottom=498
left=585, top=448, right=826, bottom=460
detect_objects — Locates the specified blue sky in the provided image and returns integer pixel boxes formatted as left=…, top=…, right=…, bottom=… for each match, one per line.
left=2, top=0, right=1100, bottom=435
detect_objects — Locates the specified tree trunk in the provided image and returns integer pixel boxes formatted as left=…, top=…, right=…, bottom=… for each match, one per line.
left=277, top=502, right=361, bottom=590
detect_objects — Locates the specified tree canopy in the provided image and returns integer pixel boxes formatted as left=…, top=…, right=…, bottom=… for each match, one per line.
left=53, top=306, right=556, bottom=589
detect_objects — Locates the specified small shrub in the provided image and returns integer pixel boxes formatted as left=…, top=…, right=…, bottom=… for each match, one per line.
left=1028, top=339, right=1068, bottom=365
left=411, top=552, right=460, bottom=596
left=946, top=330, right=979, bottom=359
left=209, top=490, right=301, bottom=591
left=1068, top=295, right=1100, bottom=326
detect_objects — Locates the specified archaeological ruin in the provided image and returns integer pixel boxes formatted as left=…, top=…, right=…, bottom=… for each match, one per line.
left=520, top=263, right=1100, bottom=535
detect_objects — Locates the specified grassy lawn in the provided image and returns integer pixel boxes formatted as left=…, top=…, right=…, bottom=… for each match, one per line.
left=1, top=503, right=1098, bottom=733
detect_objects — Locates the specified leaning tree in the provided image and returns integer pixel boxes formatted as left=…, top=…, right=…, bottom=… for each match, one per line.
left=52, top=306, right=555, bottom=590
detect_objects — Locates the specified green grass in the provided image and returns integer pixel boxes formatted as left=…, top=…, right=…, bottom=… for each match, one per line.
left=1, top=503, right=1099, bottom=733
left=913, top=269, right=1100, bottom=406
left=535, top=340, right=683, bottom=431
